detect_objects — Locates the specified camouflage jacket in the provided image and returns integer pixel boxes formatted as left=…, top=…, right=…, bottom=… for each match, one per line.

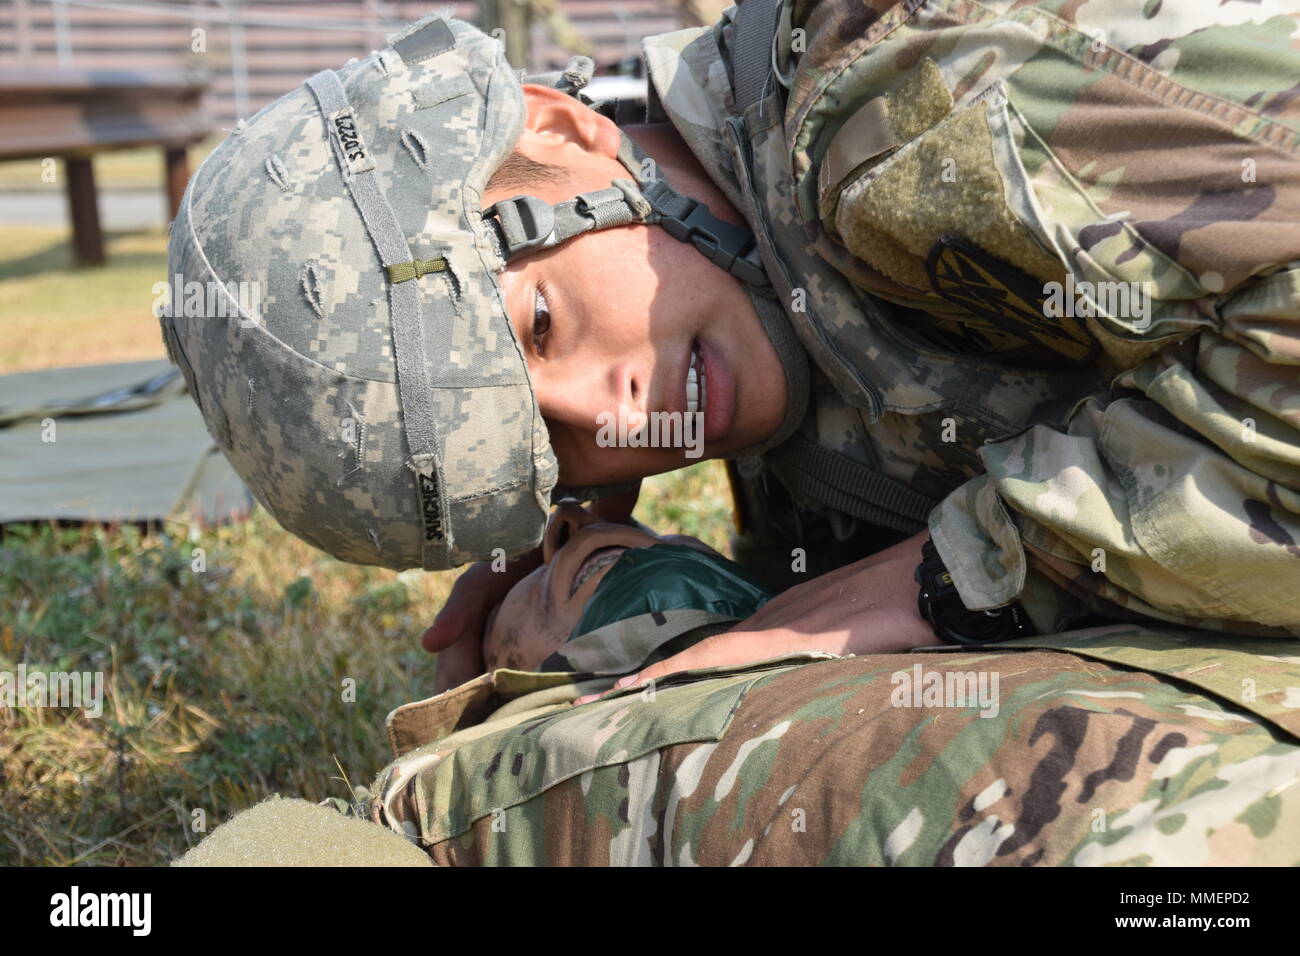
left=368, top=615, right=1300, bottom=865
left=641, top=0, right=1300, bottom=636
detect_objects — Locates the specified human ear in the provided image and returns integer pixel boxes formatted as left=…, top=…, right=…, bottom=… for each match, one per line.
left=515, top=84, right=622, bottom=165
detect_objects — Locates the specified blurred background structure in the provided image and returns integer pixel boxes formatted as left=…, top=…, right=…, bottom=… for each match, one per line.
left=0, top=0, right=731, bottom=125
left=0, top=0, right=731, bottom=246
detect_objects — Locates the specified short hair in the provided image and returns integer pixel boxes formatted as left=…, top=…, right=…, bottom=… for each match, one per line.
left=486, top=149, right=568, bottom=194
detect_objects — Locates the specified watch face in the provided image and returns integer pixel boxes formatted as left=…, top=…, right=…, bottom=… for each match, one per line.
left=918, top=539, right=1035, bottom=644
left=954, top=605, right=1032, bottom=644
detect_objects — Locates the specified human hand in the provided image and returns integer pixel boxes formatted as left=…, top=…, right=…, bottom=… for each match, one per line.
left=421, top=547, right=542, bottom=692
left=575, top=531, right=937, bottom=704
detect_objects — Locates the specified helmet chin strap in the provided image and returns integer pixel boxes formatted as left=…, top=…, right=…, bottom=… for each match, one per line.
left=484, top=128, right=770, bottom=288
left=490, top=55, right=768, bottom=285
left=490, top=60, right=810, bottom=500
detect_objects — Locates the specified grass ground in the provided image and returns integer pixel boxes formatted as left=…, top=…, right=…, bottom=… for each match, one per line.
left=0, top=226, right=175, bottom=373
left=0, top=222, right=734, bottom=865
left=0, top=139, right=220, bottom=373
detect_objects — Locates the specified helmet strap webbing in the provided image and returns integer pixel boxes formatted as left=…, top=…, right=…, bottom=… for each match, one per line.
left=494, top=64, right=808, bottom=501
left=305, top=68, right=451, bottom=567
left=485, top=129, right=769, bottom=288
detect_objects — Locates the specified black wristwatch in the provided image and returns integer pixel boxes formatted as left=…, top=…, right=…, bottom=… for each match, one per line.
left=915, top=539, right=1035, bottom=646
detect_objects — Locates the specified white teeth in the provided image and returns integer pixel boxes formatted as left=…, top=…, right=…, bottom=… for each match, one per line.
left=686, top=347, right=706, bottom=416
left=571, top=547, right=627, bottom=596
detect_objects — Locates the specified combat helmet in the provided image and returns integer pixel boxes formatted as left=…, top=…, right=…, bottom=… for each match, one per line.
left=162, top=12, right=772, bottom=570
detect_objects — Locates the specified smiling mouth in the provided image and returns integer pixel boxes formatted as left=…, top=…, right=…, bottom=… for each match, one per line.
left=686, top=342, right=707, bottom=416
left=570, top=545, right=628, bottom=597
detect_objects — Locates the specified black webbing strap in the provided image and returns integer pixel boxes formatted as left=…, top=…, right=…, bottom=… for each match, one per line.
left=732, top=0, right=783, bottom=114
left=764, top=432, right=939, bottom=535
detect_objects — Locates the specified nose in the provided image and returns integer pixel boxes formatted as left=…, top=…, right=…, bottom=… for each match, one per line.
left=533, top=360, right=647, bottom=429
left=543, top=502, right=598, bottom=563
left=609, top=360, right=645, bottom=414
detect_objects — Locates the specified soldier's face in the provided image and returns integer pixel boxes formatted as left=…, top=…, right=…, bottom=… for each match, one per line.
left=485, top=88, right=788, bottom=487
left=483, top=503, right=723, bottom=671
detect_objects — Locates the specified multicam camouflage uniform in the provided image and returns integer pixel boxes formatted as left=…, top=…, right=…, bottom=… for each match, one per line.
left=643, top=0, right=1300, bottom=637
left=367, top=612, right=1300, bottom=865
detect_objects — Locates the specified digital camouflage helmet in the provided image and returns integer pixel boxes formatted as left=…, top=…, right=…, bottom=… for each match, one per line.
left=162, top=12, right=769, bottom=570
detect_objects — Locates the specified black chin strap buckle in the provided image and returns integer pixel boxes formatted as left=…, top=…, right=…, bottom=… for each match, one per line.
left=659, top=200, right=769, bottom=287
left=489, top=188, right=770, bottom=288
left=485, top=195, right=555, bottom=260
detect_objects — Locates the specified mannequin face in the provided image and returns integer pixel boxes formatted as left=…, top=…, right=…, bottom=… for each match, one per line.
left=482, top=87, right=788, bottom=488
left=483, top=503, right=723, bottom=672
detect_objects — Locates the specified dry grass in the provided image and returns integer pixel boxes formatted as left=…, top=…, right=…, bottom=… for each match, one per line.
left=0, top=226, right=173, bottom=373
left=0, top=225, right=734, bottom=865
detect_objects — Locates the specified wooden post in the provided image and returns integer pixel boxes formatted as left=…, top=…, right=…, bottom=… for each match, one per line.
left=505, top=0, right=532, bottom=70
left=64, top=156, right=105, bottom=266
left=164, top=145, right=189, bottom=220
left=481, top=0, right=534, bottom=69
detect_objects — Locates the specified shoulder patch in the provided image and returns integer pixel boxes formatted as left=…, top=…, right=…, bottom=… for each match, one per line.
left=925, top=234, right=1099, bottom=366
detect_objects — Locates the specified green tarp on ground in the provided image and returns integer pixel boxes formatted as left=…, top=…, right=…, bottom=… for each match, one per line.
left=0, top=358, right=252, bottom=526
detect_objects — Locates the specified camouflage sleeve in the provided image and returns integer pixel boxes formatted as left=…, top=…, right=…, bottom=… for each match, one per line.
left=927, top=9, right=1300, bottom=638
left=932, top=286, right=1300, bottom=636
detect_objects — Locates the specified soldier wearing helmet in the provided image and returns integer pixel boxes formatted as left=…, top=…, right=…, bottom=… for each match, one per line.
left=165, top=2, right=1300, bottom=689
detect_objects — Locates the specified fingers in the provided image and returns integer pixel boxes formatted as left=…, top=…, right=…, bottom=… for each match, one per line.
left=573, top=668, right=649, bottom=707
left=433, top=632, right=486, bottom=693
left=421, top=587, right=479, bottom=653
left=421, top=590, right=471, bottom=652
left=571, top=635, right=748, bottom=706
left=422, top=563, right=495, bottom=653
left=570, top=660, right=682, bottom=707
left=573, top=686, right=625, bottom=707
left=631, top=636, right=763, bottom=684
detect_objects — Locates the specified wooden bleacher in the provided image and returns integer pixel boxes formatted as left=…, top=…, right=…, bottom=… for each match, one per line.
left=0, top=67, right=211, bottom=265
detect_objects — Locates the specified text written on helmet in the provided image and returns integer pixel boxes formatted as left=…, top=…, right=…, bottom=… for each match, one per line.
left=418, top=472, right=445, bottom=543
left=334, top=114, right=368, bottom=164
